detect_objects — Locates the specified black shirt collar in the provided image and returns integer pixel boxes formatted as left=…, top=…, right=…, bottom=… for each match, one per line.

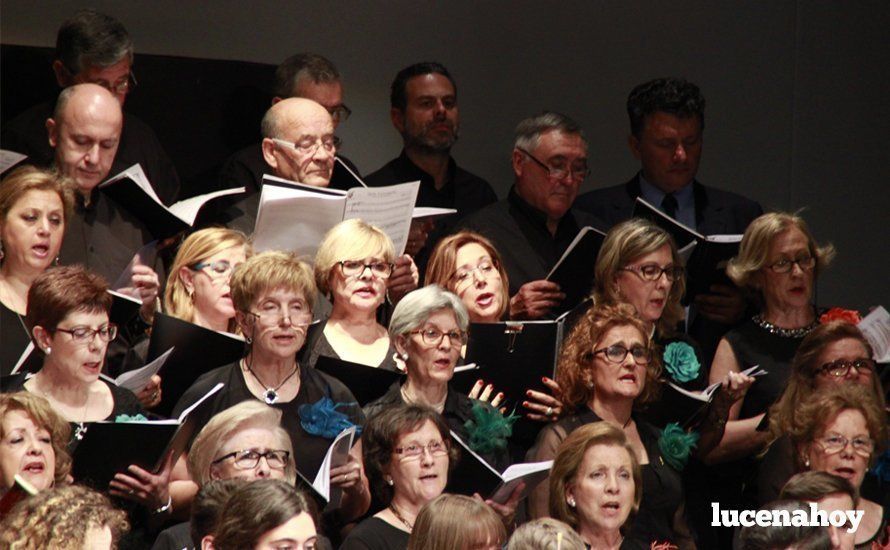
left=507, top=186, right=578, bottom=240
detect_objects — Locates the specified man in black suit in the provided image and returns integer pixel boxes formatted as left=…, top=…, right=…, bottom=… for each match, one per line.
left=575, top=77, right=763, bottom=361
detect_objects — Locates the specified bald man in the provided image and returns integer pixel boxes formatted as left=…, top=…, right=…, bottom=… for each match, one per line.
left=50, top=84, right=160, bottom=326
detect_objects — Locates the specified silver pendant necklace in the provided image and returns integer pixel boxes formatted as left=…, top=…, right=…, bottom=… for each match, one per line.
left=242, top=359, right=299, bottom=404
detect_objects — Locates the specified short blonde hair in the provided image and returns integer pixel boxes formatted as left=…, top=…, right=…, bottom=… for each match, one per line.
left=556, top=302, right=661, bottom=411
left=549, top=422, right=642, bottom=530
left=593, top=218, right=685, bottom=335
left=314, top=219, right=395, bottom=295
left=407, top=494, right=506, bottom=550
left=0, top=392, right=72, bottom=488
left=164, top=227, right=251, bottom=323
left=188, top=401, right=296, bottom=485
left=726, top=212, right=835, bottom=296
left=231, top=250, right=316, bottom=314
left=0, top=485, right=129, bottom=549
left=425, top=231, right=510, bottom=320
left=506, top=518, right=586, bottom=550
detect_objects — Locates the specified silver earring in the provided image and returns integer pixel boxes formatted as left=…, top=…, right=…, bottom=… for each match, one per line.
left=53, top=256, right=60, bottom=266
left=386, top=477, right=393, bottom=486
left=805, top=458, right=810, bottom=468
left=44, top=347, right=51, bottom=355
left=567, top=497, right=576, bottom=507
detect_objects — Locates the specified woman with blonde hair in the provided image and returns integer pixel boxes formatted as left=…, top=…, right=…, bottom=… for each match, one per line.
left=305, top=219, right=404, bottom=370
left=407, top=494, right=506, bottom=550
left=164, top=227, right=251, bottom=332
left=0, top=392, right=71, bottom=497
left=506, top=518, right=586, bottom=550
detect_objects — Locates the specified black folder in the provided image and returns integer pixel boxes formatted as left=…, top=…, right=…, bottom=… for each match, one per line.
left=147, top=313, right=246, bottom=417
left=545, top=226, right=606, bottom=314
left=313, top=355, right=403, bottom=406
left=632, top=197, right=742, bottom=305
left=71, top=383, right=223, bottom=490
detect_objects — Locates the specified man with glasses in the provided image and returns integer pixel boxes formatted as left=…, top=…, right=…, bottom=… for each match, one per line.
left=458, top=112, right=605, bottom=320
left=576, top=77, right=764, bottom=363
left=2, top=9, right=180, bottom=205
left=366, top=62, right=498, bottom=262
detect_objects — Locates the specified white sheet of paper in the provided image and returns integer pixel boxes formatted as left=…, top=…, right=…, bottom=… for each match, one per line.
left=312, top=426, right=357, bottom=503
left=545, top=226, right=606, bottom=279
left=412, top=206, right=457, bottom=219
left=10, top=342, right=35, bottom=375
left=114, top=347, right=174, bottom=392
left=111, top=241, right=159, bottom=298
left=344, top=181, right=420, bottom=255
left=335, top=157, right=367, bottom=188
left=168, top=187, right=246, bottom=225
left=101, top=163, right=163, bottom=204
left=858, top=306, right=890, bottom=362
left=252, top=181, right=347, bottom=256
left=0, top=150, right=27, bottom=173
left=490, top=460, right=553, bottom=504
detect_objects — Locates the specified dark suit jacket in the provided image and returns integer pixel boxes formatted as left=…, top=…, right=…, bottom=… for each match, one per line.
left=574, top=174, right=763, bottom=235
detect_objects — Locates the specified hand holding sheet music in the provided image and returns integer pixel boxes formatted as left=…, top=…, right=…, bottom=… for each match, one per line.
left=311, top=426, right=358, bottom=507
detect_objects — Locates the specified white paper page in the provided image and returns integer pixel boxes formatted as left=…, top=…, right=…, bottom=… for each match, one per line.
left=666, top=380, right=721, bottom=402
left=449, top=430, right=501, bottom=476
left=453, top=363, right=478, bottom=373
left=858, top=306, right=890, bottom=362
left=10, top=342, right=35, bottom=375
left=490, top=460, right=553, bottom=504
left=703, top=234, right=743, bottom=243
left=252, top=183, right=347, bottom=256
left=343, top=181, right=420, bottom=255
left=312, top=426, right=357, bottom=502
left=0, top=150, right=27, bottom=173
left=636, top=197, right=705, bottom=240
left=412, top=207, right=457, bottom=219
left=678, top=241, right=698, bottom=263
left=111, top=242, right=159, bottom=298
left=545, top=226, right=606, bottom=279
left=100, top=163, right=164, bottom=205
left=177, top=382, right=225, bottom=422
left=168, top=187, right=246, bottom=225
left=114, top=347, right=174, bottom=392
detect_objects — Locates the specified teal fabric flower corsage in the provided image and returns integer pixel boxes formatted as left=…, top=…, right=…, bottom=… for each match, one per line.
left=298, top=397, right=361, bottom=439
left=114, top=413, right=148, bottom=422
left=870, top=449, right=890, bottom=483
left=657, top=422, right=699, bottom=470
left=463, top=402, right=518, bottom=455
left=663, top=341, right=700, bottom=383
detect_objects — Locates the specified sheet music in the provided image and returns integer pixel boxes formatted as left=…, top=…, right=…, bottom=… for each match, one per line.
left=112, top=241, right=160, bottom=297
left=252, top=183, right=347, bottom=256
left=545, top=226, right=606, bottom=280
left=344, top=181, right=420, bottom=255
left=10, top=342, right=35, bottom=375
left=0, top=150, right=27, bottom=173
left=100, top=163, right=164, bottom=205
left=858, top=306, right=890, bottom=362
left=168, top=187, right=246, bottom=225
left=413, top=206, right=457, bottom=219
left=312, top=426, right=357, bottom=503
left=114, top=347, right=174, bottom=392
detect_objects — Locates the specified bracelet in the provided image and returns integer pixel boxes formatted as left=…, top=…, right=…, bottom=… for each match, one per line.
left=153, top=495, right=172, bottom=515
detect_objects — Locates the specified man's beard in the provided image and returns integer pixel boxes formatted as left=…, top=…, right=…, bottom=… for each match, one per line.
left=404, top=120, right=460, bottom=153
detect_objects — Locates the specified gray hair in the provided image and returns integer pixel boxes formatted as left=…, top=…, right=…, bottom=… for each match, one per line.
left=260, top=107, right=280, bottom=139
left=56, top=9, right=133, bottom=75
left=513, top=111, right=587, bottom=152
left=389, top=285, right=469, bottom=338
left=737, top=500, right=833, bottom=550
left=273, top=53, right=340, bottom=99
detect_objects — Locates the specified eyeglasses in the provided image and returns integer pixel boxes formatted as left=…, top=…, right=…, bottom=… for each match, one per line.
left=819, top=358, right=874, bottom=378
left=212, top=449, right=291, bottom=470
left=338, top=260, right=394, bottom=279
left=272, top=136, right=341, bottom=157
left=191, top=259, right=237, bottom=280
left=621, top=264, right=684, bottom=282
left=328, top=104, right=352, bottom=124
left=247, top=303, right=312, bottom=325
left=517, top=147, right=590, bottom=182
left=767, top=255, right=815, bottom=273
left=451, top=260, right=499, bottom=287
left=409, top=328, right=468, bottom=346
left=591, top=344, right=651, bottom=365
left=816, top=434, right=874, bottom=457
left=54, top=324, right=118, bottom=343
left=394, top=440, right=449, bottom=460
left=69, top=65, right=137, bottom=96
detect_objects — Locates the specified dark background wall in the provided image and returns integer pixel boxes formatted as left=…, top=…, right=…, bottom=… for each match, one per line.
left=2, top=0, right=887, bottom=310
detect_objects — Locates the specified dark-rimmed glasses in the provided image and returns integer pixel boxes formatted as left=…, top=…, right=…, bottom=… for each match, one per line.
left=191, top=259, right=237, bottom=280
left=767, top=255, right=815, bottom=273
left=54, top=324, right=118, bottom=343
left=819, top=358, right=874, bottom=378
left=621, top=264, right=684, bottom=282
left=328, top=104, right=352, bottom=124
left=517, top=147, right=590, bottom=182
left=212, top=449, right=291, bottom=470
left=338, top=260, right=393, bottom=279
left=409, top=328, right=468, bottom=346
left=592, top=344, right=651, bottom=365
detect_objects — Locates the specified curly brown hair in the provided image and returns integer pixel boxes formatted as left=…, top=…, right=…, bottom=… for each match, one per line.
left=556, top=303, right=661, bottom=411
left=0, top=392, right=72, bottom=488
left=0, top=484, right=129, bottom=549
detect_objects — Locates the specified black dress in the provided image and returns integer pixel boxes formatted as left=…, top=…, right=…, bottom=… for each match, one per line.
left=301, top=319, right=400, bottom=372
left=527, top=407, right=690, bottom=550
left=339, top=517, right=410, bottom=550
left=0, top=301, right=31, bottom=376
left=171, top=361, right=365, bottom=480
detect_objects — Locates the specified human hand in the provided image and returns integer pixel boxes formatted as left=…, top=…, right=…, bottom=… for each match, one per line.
left=330, top=454, right=363, bottom=492
left=715, top=370, right=755, bottom=406
left=387, top=255, right=419, bottom=306
left=136, top=375, right=162, bottom=409
left=109, top=450, right=173, bottom=512
left=509, top=280, right=564, bottom=320
left=523, top=377, right=564, bottom=422
left=127, top=264, right=160, bottom=322
left=694, top=284, right=746, bottom=325
left=475, top=481, right=524, bottom=527
left=468, top=379, right=505, bottom=410
left=405, top=219, right=435, bottom=256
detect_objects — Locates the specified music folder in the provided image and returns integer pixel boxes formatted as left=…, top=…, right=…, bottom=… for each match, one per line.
left=545, top=226, right=607, bottom=314
left=312, top=355, right=403, bottom=406
left=72, top=383, right=223, bottom=490
left=147, top=313, right=246, bottom=417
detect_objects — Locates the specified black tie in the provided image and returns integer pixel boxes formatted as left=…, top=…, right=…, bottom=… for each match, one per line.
left=662, top=193, right=679, bottom=219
